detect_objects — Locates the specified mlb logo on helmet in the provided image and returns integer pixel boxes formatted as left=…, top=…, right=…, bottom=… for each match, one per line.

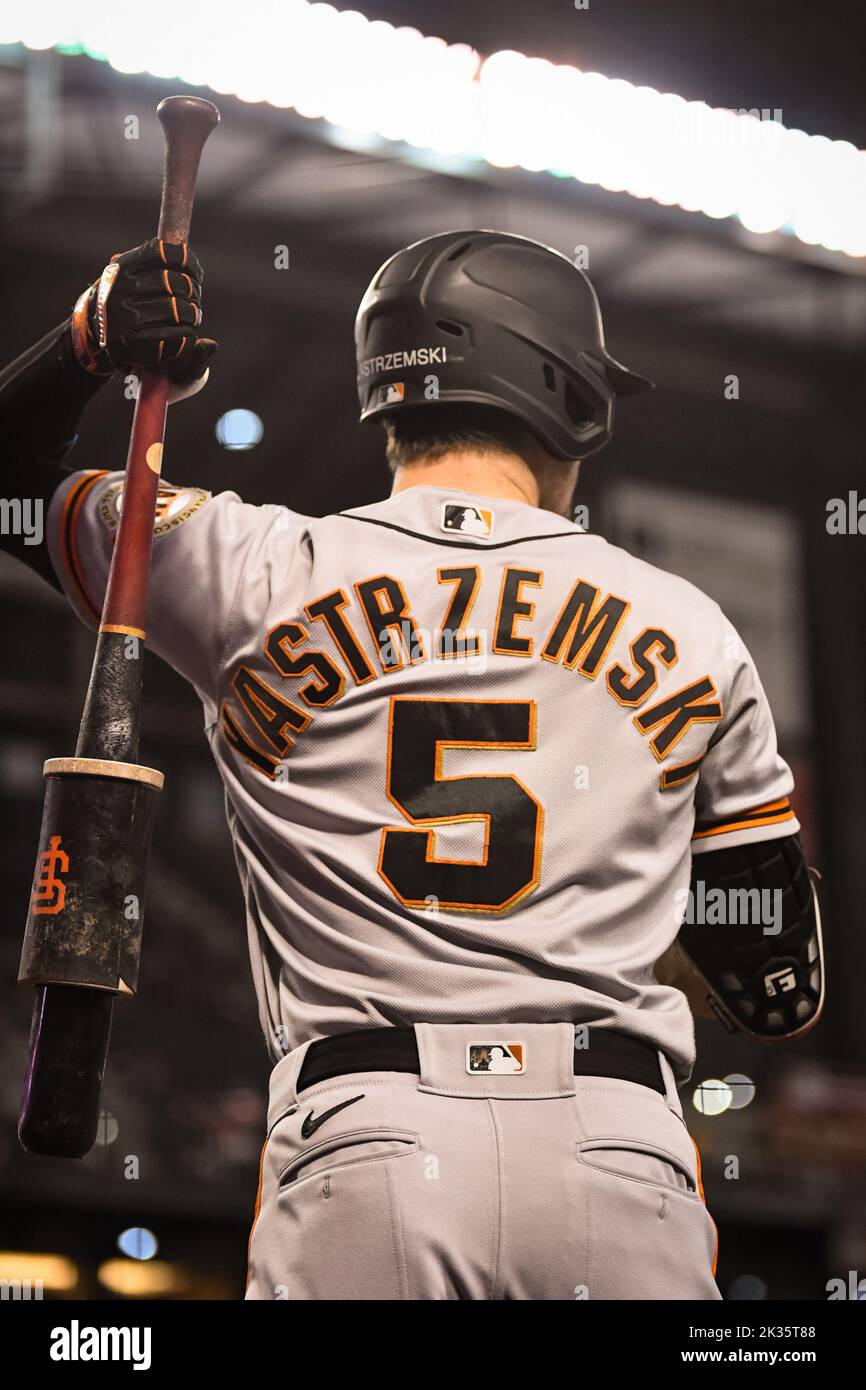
left=441, top=502, right=493, bottom=537
left=377, top=382, right=405, bottom=405
left=466, top=1042, right=525, bottom=1074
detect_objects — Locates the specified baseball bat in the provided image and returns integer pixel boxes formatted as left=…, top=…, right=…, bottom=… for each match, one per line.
left=18, top=96, right=219, bottom=1157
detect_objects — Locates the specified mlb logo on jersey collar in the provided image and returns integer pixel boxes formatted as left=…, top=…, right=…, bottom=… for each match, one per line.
left=466, top=1042, right=525, bottom=1074
left=441, top=501, right=494, bottom=537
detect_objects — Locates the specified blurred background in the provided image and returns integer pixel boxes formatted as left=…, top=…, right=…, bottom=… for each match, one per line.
left=1, top=0, right=864, bottom=1301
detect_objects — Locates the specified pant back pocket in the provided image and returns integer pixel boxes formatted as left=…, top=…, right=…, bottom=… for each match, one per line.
left=577, top=1137, right=699, bottom=1196
left=279, top=1128, right=418, bottom=1188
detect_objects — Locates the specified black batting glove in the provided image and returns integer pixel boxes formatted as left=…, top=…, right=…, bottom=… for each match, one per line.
left=70, top=237, right=217, bottom=392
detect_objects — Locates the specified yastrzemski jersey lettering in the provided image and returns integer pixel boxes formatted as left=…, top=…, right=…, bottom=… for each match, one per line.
left=47, top=477, right=798, bottom=1078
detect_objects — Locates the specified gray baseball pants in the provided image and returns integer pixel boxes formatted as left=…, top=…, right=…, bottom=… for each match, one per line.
left=246, top=1023, right=720, bottom=1301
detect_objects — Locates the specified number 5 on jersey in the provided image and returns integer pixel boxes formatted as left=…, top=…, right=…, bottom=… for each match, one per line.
left=378, top=697, right=543, bottom=913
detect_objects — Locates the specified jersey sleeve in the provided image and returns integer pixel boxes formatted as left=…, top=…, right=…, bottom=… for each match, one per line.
left=691, top=613, right=800, bottom=854
left=46, top=469, right=287, bottom=722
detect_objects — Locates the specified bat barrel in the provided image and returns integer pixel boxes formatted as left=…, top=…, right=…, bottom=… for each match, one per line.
left=16, top=758, right=163, bottom=1157
left=18, top=986, right=114, bottom=1158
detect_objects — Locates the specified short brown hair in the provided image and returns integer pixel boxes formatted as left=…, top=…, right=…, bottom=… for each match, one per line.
left=383, top=403, right=537, bottom=473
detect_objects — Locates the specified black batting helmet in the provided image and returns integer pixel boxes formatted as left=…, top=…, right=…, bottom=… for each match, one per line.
left=355, top=229, right=653, bottom=461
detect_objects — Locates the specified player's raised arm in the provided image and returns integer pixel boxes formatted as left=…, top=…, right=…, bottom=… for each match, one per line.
left=1, top=237, right=269, bottom=707
left=0, top=239, right=215, bottom=585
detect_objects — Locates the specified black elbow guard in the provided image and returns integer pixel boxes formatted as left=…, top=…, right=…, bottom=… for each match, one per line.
left=677, top=835, right=824, bottom=1040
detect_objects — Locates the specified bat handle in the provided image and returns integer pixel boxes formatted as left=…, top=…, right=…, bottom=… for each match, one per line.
left=18, top=986, right=114, bottom=1158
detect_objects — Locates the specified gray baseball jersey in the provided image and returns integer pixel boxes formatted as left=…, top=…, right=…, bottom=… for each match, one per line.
left=47, top=473, right=799, bottom=1081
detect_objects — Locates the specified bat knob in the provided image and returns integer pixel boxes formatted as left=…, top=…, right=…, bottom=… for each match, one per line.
left=156, top=95, right=220, bottom=138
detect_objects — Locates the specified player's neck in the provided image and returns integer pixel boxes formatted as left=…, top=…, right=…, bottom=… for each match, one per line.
left=390, top=451, right=579, bottom=517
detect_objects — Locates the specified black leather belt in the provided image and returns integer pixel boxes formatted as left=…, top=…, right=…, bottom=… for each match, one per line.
left=297, top=1026, right=666, bottom=1095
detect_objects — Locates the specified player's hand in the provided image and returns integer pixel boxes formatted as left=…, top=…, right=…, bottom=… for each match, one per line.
left=69, top=237, right=218, bottom=403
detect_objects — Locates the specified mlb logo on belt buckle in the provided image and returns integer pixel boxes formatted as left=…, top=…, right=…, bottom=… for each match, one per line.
left=466, top=1042, right=525, bottom=1075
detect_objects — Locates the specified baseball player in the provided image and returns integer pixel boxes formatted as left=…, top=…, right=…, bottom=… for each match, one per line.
left=1, top=230, right=824, bottom=1300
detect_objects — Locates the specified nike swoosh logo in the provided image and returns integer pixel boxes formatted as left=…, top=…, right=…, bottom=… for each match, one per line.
left=301, top=1093, right=365, bottom=1139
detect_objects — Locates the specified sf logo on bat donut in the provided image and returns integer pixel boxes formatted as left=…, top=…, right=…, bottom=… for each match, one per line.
left=466, top=1042, right=525, bottom=1074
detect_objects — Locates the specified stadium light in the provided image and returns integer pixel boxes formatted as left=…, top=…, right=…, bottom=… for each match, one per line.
left=0, top=1251, right=78, bottom=1291
left=4, top=1, right=865, bottom=258
left=216, top=408, right=264, bottom=451
left=692, top=1078, right=733, bottom=1116
left=117, top=1227, right=159, bottom=1261
left=97, top=1258, right=185, bottom=1296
